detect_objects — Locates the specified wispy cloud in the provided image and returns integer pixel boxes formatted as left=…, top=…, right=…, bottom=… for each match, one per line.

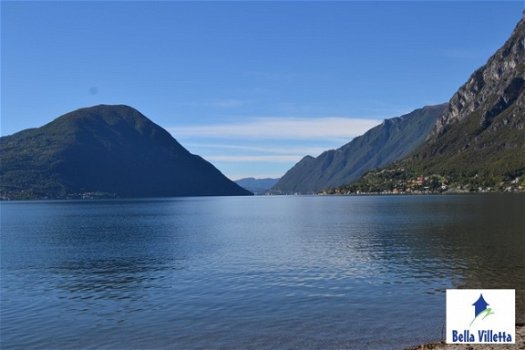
left=169, top=116, right=381, bottom=179
left=184, top=143, right=330, bottom=157
left=169, top=117, right=380, bottom=140
left=207, top=155, right=301, bottom=163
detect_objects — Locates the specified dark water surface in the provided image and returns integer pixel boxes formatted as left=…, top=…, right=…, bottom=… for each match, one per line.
left=1, top=195, right=524, bottom=349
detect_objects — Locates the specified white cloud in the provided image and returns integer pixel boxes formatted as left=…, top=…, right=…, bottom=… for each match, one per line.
left=168, top=117, right=380, bottom=140
left=168, top=116, right=382, bottom=179
left=207, top=155, right=302, bottom=163
left=184, top=143, right=330, bottom=157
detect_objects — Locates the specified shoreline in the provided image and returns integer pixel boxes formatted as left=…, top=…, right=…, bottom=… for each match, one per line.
left=405, top=325, right=525, bottom=350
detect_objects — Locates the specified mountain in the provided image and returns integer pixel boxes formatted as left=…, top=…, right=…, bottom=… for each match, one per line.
left=235, top=177, right=279, bottom=194
left=270, top=104, right=447, bottom=194
left=0, top=105, right=252, bottom=199
left=337, top=17, right=525, bottom=194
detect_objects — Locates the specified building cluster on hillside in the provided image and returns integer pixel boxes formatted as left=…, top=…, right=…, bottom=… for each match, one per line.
left=323, top=174, right=524, bottom=196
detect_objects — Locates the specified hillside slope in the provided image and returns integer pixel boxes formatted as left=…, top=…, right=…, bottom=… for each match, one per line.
left=0, top=105, right=252, bottom=199
left=271, top=104, right=446, bottom=194
left=337, top=18, right=525, bottom=194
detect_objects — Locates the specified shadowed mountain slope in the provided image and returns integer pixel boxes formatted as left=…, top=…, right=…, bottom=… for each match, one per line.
left=271, top=104, right=446, bottom=194
left=0, top=105, right=252, bottom=199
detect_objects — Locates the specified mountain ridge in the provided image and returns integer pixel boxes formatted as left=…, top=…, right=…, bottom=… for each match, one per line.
left=0, top=105, right=252, bottom=199
left=270, top=104, right=447, bottom=194
left=235, top=177, right=279, bottom=194
left=334, top=17, right=525, bottom=194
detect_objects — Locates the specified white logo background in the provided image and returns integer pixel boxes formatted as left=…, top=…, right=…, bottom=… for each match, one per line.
left=446, top=289, right=515, bottom=344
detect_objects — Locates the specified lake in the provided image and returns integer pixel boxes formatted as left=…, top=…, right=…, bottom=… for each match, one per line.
left=1, top=195, right=524, bottom=349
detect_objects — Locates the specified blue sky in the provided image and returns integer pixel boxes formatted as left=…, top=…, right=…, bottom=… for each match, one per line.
left=1, top=1, right=523, bottom=180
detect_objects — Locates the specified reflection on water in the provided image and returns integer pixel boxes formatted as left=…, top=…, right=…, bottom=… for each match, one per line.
left=1, top=195, right=523, bottom=349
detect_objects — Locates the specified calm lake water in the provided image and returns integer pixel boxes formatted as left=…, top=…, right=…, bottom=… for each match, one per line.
left=1, top=195, right=524, bottom=349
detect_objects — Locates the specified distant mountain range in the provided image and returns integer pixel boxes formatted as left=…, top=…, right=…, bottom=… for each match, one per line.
left=0, top=105, right=252, bottom=199
left=3, top=18, right=523, bottom=199
left=271, top=104, right=446, bottom=194
left=335, top=17, right=525, bottom=194
left=235, top=177, right=279, bottom=194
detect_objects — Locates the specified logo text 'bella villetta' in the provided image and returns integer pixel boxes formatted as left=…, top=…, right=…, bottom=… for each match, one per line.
left=446, top=289, right=515, bottom=344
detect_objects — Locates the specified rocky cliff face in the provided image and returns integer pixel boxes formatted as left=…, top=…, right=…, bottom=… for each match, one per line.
left=336, top=17, right=525, bottom=193
left=411, top=17, right=525, bottom=177
left=432, top=18, right=525, bottom=138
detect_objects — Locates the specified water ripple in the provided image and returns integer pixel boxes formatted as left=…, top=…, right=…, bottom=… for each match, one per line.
left=1, top=195, right=524, bottom=349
